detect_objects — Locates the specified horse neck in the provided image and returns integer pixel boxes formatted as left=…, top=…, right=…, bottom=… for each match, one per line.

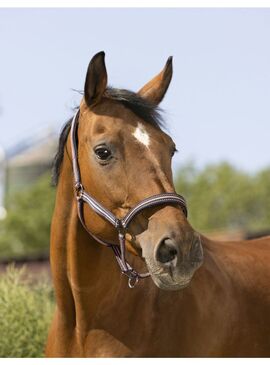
left=50, top=149, right=119, bottom=332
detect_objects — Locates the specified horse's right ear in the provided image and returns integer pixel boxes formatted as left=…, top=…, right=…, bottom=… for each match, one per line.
left=84, top=51, right=107, bottom=107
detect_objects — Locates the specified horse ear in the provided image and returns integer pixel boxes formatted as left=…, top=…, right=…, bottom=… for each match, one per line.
left=138, top=56, right=173, bottom=105
left=84, top=51, right=108, bottom=107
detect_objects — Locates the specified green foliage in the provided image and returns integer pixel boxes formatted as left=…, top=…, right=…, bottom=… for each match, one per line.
left=0, top=162, right=269, bottom=259
left=0, top=173, right=55, bottom=259
left=0, top=265, right=54, bottom=357
left=175, top=161, right=270, bottom=232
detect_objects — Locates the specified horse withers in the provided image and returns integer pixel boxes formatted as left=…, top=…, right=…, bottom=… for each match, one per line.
left=46, top=52, right=270, bottom=357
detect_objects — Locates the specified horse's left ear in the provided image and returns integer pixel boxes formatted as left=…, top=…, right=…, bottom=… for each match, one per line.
left=84, top=51, right=108, bottom=107
left=138, top=56, right=173, bottom=105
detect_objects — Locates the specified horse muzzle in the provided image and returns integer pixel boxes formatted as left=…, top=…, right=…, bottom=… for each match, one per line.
left=143, top=233, right=204, bottom=291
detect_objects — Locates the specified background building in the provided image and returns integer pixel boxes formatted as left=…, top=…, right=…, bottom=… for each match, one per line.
left=2, top=129, right=57, bottom=213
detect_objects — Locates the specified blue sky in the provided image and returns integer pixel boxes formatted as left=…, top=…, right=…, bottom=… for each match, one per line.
left=0, top=8, right=270, bottom=172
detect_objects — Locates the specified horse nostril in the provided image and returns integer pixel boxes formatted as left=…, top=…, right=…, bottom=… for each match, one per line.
left=156, top=238, right=178, bottom=264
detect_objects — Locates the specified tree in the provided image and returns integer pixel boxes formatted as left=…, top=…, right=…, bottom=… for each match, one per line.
left=175, top=161, right=270, bottom=233
left=0, top=173, right=55, bottom=259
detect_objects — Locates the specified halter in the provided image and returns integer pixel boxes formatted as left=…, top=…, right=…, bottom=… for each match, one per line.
left=70, top=109, right=188, bottom=288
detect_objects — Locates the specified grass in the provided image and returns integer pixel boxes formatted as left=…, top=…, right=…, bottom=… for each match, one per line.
left=0, top=265, right=54, bottom=357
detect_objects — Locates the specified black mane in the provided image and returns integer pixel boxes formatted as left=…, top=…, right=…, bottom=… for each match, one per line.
left=51, top=87, right=164, bottom=186
left=51, top=116, right=73, bottom=186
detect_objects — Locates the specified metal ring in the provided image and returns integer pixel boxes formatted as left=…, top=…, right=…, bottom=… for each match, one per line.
left=128, top=275, right=139, bottom=288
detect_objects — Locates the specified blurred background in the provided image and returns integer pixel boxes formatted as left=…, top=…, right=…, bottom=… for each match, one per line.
left=0, top=8, right=269, bottom=357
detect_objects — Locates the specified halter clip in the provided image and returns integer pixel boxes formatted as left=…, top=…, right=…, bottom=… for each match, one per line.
left=128, top=275, right=139, bottom=288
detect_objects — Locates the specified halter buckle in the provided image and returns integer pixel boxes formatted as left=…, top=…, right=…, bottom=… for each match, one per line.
left=75, top=183, right=84, bottom=200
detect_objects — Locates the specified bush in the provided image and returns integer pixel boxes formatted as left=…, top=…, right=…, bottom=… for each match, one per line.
left=0, top=265, right=54, bottom=357
left=0, top=173, right=55, bottom=260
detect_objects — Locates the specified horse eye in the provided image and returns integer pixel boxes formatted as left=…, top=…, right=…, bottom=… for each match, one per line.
left=94, top=146, right=112, bottom=161
left=171, top=147, right=178, bottom=157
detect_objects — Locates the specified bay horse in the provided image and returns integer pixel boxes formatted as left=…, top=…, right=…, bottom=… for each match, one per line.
left=46, top=52, right=270, bottom=357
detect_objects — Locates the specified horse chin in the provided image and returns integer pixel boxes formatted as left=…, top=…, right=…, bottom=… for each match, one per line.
left=151, top=274, right=192, bottom=291
left=144, top=257, right=201, bottom=291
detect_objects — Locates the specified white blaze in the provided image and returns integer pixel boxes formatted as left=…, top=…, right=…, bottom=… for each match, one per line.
left=132, top=123, right=150, bottom=148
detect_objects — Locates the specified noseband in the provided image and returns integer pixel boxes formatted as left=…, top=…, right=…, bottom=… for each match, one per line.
left=70, top=110, right=188, bottom=288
